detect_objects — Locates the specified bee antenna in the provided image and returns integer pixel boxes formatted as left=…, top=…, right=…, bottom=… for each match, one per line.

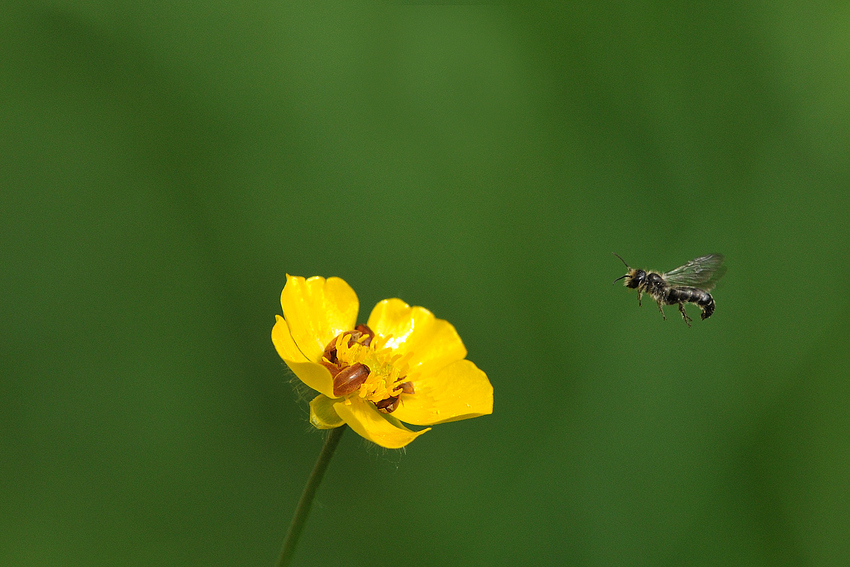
left=612, top=274, right=627, bottom=285
left=612, top=252, right=630, bottom=268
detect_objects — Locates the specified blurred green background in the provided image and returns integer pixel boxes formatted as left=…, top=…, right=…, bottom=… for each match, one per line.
left=3, top=2, right=850, bottom=565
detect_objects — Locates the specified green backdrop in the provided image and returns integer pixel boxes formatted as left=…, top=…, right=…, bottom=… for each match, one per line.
left=3, top=3, right=849, bottom=566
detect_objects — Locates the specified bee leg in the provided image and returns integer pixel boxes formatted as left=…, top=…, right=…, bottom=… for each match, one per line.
left=637, top=290, right=643, bottom=307
left=677, top=303, right=692, bottom=327
left=656, top=300, right=666, bottom=320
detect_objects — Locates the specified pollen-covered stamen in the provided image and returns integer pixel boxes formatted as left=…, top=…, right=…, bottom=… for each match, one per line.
left=321, top=326, right=376, bottom=377
left=323, top=326, right=417, bottom=410
left=333, top=362, right=371, bottom=397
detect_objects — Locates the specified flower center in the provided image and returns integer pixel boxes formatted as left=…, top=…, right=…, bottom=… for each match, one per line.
left=321, top=325, right=415, bottom=413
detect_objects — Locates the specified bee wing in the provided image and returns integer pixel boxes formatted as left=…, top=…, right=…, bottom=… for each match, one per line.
left=663, top=254, right=727, bottom=290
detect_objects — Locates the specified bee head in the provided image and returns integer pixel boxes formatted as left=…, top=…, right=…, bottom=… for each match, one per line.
left=615, top=268, right=645, bottom=289
left=612, top=253, right=644, bottom=288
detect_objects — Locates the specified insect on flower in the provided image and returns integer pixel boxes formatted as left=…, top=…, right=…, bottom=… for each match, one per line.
left=613, top=253, right=727, bottom=326
left=272, top=275, right=493, bottom=449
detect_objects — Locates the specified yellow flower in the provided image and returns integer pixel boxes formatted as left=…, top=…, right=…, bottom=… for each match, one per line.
left=272, top=275, right=493, bottom=449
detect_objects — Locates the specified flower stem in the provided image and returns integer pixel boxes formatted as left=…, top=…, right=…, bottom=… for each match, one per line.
left=276, top=425, right=346, bottom=567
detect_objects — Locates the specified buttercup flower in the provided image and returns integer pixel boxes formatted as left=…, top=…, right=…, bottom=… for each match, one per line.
left=272, top=275, right=493, bottom=448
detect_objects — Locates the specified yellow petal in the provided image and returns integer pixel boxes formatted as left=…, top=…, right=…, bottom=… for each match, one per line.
left=280, top=275, right=359, bottom=364
left=333, top=397, right=430, bottom=449
left=367, top=299, right=467, bottom=377
left=272, top=314, right=309, bottom=363
left=272, top=315, right=335, bottom=398
left=391, top=359, right=493, bottom=426
left=309, top=394, right=345, bottom=429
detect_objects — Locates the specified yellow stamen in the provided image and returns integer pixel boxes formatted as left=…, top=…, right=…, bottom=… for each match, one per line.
left=333, top=331, right=412, bottom=409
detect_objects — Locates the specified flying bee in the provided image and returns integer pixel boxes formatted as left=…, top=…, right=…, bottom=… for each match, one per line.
left=613, top=253, right=727, bottom=327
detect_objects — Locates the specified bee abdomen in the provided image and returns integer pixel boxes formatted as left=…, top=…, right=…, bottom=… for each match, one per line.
left=666, top=287, right=716, bottom=320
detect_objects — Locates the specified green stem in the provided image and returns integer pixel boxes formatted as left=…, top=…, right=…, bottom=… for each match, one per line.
left=276, top=425, right=346, bottom=567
